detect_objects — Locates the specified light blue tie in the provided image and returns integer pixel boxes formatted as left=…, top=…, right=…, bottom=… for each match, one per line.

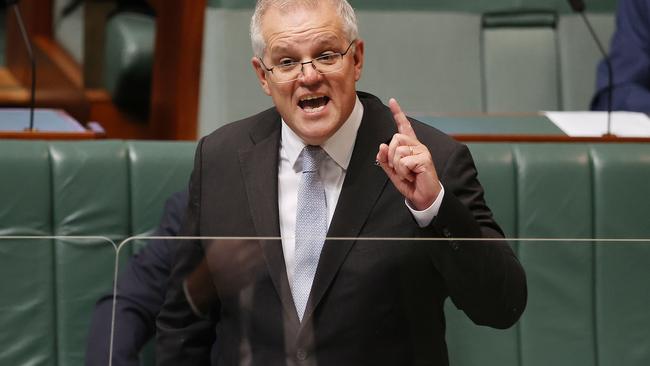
left=293, top=145, right=327, bottom=321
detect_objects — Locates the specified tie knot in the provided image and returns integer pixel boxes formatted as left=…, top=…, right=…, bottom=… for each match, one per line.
left=301, top=145, right=324, bottom=173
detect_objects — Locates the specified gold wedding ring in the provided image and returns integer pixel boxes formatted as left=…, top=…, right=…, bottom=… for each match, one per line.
left=409, top=146, right=414, bottom=155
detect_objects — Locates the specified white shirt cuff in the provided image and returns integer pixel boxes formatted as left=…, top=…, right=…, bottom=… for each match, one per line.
left=405, top=182, right=445, bottom=228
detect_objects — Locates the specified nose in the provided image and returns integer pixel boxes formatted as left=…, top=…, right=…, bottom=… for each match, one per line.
left=298, top=62, right=322, bottom=84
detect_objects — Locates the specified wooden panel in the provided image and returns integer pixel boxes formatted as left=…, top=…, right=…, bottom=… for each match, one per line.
left=6, top=0, right=53, bottom=86
left=30, top=36, right=89, bottom=123
left=5, top=1, right=88, bottom=122
left=0, top=68, right=30, bottom=103
left=149, top=0, right=206, bottom=140
left=83, top=0, right=116, bottom=88
left=86, top=89, right=151, bottom=139
left=4, top=0, right=206, bottom=140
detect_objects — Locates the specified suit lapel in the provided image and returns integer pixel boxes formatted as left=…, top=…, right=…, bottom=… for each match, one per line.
left=301, top=95, right=395, bottom=324
left=238, top=114, right=301, bottom=329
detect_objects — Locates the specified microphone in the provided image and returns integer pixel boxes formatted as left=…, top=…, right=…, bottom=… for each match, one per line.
left=5, top=0, right=37, bottom=131
left=568, top=0, right=614, bottom=137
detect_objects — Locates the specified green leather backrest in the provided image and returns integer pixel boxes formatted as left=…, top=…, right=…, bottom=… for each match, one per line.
left=515, top=145, right=596, bottom=366
left=128, top=141, right=196, bottom=237
left=0, top=141, right=55, bottom=366
left=444, top=143, right=650, bottom=366
left=591, top=145, right=650, bottom=366
left=0, top=140, right=196, bottom=366
left=49, top=141, right=130, bottom=366
left=444, top=143, right=519, bottom=366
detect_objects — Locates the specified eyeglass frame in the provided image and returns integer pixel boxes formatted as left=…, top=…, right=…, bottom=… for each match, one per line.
left=258, top=39, right=357, bottom=83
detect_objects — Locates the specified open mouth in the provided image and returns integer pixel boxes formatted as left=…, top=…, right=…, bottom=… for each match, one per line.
left=298, top=95, right=330, bottom=113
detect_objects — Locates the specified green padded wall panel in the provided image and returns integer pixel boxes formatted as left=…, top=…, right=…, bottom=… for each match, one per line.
left=127, top=140, right=196, bottom=260
left=482, top=25, right=560, bottom=112
left=127, top=141, right=196, bottom=236
left=0, top=141, right=52, bottom=235
left=50, top=141, right=128, bottom=366
left=127, top=141, right=195, bottom=366
left=0, top=141, right=56, bottom=366
left=591, top=144, right=650, bottom=366
left=357, top=11, right=483, bottom=114
left=558, top=14, right=615, bottom=110
left=515, top=144, right=596, bottom=366
left=445, top=143, right=520, bottom=366
left=467, top=143, right=517, bottom=237
left=199, top=8, right=273, bottom=137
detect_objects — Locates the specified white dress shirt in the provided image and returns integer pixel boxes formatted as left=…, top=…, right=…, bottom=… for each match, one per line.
left=278, top=96, right=445, bottom=284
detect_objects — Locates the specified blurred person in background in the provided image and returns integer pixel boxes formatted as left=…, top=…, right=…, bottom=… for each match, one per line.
left=591, top=0, right=650, bottom=113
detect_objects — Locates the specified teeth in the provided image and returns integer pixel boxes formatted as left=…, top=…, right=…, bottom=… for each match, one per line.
left=303, top=105, right=325, bottom=113
left=300, top=95, right=324, bottom=102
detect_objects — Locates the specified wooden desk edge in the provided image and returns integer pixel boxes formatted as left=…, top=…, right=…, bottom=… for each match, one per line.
left=0, top=130, right=106, bottom=140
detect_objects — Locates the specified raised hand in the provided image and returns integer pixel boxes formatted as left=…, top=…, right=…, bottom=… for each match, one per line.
left=376, top=98, right=441, bottom=210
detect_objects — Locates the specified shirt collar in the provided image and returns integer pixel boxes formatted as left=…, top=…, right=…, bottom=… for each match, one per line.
left=281, top=95, right=364, bottom=171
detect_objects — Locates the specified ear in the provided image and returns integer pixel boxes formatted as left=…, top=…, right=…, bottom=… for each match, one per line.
left=352, top=39, right=364, bottom=82
left=252, top=57, right=272, bottom=96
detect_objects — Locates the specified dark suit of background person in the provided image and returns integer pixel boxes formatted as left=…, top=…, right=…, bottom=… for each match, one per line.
left=85, top=190, right=188, bottom=366
left=591, top=0, right=650, bottom=113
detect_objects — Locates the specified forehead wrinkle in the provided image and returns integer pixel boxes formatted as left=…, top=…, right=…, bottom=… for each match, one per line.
left=267, top=30, right=344, bottom=55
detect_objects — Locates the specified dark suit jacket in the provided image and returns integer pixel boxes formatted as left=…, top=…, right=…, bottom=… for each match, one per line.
left=156, top=92, right=527, bottom=366
left=591, top=0, right=650, bottom=113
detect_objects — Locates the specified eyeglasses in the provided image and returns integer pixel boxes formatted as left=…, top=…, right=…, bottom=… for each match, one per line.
left=259, top=40, right=356, bottom=83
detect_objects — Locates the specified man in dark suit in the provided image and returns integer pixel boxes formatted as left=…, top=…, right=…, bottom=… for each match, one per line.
left=156, top=1, right=527, bottom=365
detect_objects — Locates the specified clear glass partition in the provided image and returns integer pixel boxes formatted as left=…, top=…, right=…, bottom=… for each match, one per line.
left=1, top=236, right=649, bottom=366
left=117, top=236, right=650, bottom=366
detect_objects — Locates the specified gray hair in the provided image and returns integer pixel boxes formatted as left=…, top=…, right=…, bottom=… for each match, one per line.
left=250, top=0, right=359, bottom=58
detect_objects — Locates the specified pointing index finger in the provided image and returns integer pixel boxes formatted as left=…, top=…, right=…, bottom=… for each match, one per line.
left=389, top=98, right=416, bottom=138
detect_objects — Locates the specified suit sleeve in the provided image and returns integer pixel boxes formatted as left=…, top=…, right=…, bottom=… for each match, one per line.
left=156, top=138, right=217, bottom=366
left=84, top=190, right=188, bottom=366
left=591, top=0, right=650, bottom=113
left=424, top=143, right=527, bottom=329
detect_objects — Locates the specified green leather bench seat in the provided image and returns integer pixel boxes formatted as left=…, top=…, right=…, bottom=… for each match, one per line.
left=0, top=140, right=194, bottom=366
left=0, top=142, right=54, bottom=366
left=446, top=143, right=650, bottom=366
left=0, top=140, right=648, bottom=365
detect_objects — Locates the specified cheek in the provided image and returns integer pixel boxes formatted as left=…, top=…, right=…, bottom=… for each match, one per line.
left=269, top=85, right=295, bottom=105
